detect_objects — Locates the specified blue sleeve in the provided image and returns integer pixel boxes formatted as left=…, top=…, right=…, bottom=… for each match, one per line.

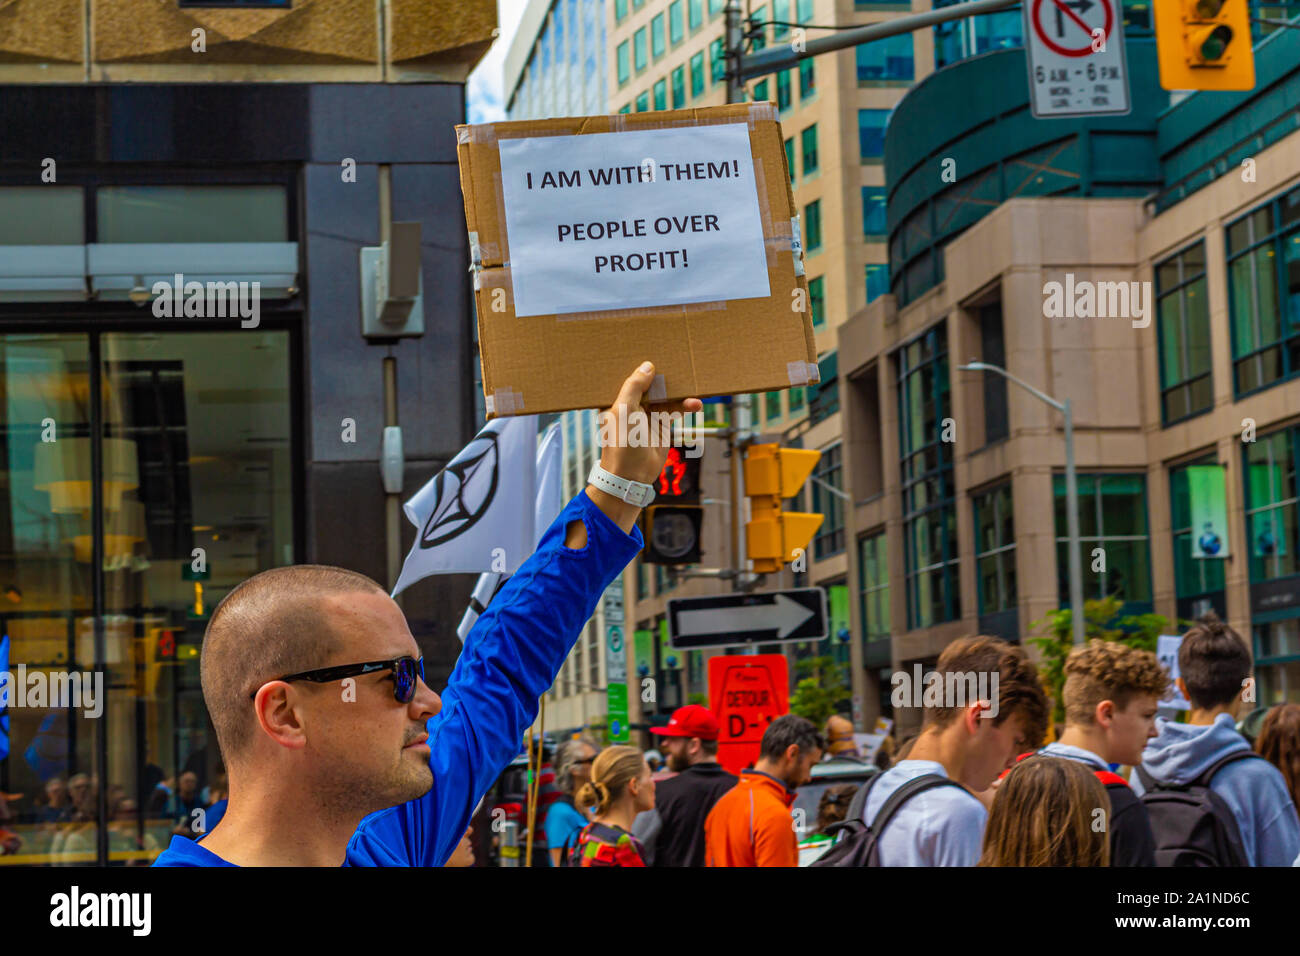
left=344, top=490, right=641, bottom=867
left=545, top=803, right=585, bottom=850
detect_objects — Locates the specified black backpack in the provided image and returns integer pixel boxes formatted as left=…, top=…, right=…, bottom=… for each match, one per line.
left=1134, top=751, right=1264, bottom=867
left=810, top=772, right=965, bottom=867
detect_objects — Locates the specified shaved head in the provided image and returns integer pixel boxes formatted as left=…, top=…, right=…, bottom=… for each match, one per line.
left=201, top=565, right=385, bottom=762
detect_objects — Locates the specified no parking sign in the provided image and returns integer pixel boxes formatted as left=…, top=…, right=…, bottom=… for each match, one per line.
left=1023, top=0, right=1130, bottom=117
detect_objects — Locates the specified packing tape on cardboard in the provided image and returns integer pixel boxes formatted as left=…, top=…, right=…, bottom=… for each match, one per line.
left=648, top=374, right=667, bottom=401
left=485, top=388, right=525, bottom=416
left=787, top=361, right=820, bottom=386
left=748, top=102, right=777, bottom=127
left=751, top=156, right=776, bottom=270
left=789, top=216, right=805, bottom=277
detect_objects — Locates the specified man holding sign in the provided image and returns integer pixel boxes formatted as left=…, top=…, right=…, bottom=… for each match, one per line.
left=154, top=363, right=701, bottom=867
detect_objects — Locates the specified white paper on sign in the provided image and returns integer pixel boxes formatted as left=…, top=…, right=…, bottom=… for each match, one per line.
left=498, top=124, right=771, bottom=317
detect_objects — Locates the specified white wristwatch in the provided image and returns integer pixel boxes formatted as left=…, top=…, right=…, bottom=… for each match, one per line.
left=588, top=463, right=656, bottom=507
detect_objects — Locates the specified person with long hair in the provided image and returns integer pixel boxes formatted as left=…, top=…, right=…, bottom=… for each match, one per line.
left=546, top=736, right=598, bottom=866
left=978, top=756, right=1110, bottom=867
left=571, top=745, right=654, bottom=867
left=1256, top=704, right=1300, bottom=811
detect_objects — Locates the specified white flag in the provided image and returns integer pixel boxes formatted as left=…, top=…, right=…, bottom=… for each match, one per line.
left=454, top=420, right=567, bottom=642
left=392, top=414, right=538, bottom=595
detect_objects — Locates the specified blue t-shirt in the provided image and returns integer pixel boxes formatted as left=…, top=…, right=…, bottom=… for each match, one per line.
left=153, top=491, right=640, bottom=867
left=544, top=799, right=588, bottom=860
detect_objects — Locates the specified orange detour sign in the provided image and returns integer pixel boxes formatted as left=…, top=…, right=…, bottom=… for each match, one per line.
left=708, top=654, right=789, bottom=775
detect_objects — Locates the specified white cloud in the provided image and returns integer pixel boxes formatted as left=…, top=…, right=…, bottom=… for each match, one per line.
left=468, top=0, right=532, bottom=124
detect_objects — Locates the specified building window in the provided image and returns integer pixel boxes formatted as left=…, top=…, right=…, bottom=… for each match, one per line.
left=690, top=0, right=704, bottom=31
left=859, top=531, right=890, bottom=643
left=803, top=200, right=822, bottom=252
left=670, top=0, right=684, bottom=44
left=750, top=5, right=768, bottom=49
left=710, top=0, right=724, bottom=15
left=617, top=41, right=630, bottom=86
left=754, top=78, right=770, bottom=102
left=652, top=13, right=666, bottom=59
left=766, top=390, right=783, bottom=421
left=636, top=91, right=650, bottom=112
left=862, top=187, right=887, bottom=239
left=634, top=27, right=648, bottom=72
left=856, top=34, right=914, bottom=82
left=1226, top=185, right=1300, bottom=397
left=1054, top=474, right=1152, bottom=606
left=809, top=275, right=825, bottom=328
left=934, top=0, right=1021, bottom=69
left=652, top=78, right=667, bottom=110
left=1169, top=455, right=1227, bottom=618
left=671, top=65, right=687, bottom=108
left=690, top=51, right=706, bottom=96
left=812, top=443, right=845, bottom=559
left=974, top=482, right=1017, bottom=615
left=789, top=386, right=805, bottom=414
left=774, top=0, right=792, bottom=38
left=797, top=0, right=814, bottom=20
left=94, top=185, right=288, bottom=243
left=634, top=0, right=645, bottom=8
left=866, top=263, right=889, bottom=303
left=858, top=109, right=891, bottom=161
left=801, top=124, right=819, bottom=176
left=710, top=37, right=726, bottom=83
left=1156, top=240, right=1212, bottom=424
left=1244, top=425, right=1300, bottom=584
left=978, top=305, right=1009, bottom=445
left=899, top=323, right=960, bottom=629
left=616, top=0, right=628, bottom=21
left=784, top=137, right=795, bottom=182
left=799, top=57, right=816, bottom=98
left=809, top=349, right=839, bottom=424
left=619, top=103, right=632, bottom=113
left=776, top=69, right=792, bottom=110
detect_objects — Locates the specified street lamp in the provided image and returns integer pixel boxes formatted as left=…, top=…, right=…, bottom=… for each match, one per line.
left=958, top=361, right=1086, bottom=647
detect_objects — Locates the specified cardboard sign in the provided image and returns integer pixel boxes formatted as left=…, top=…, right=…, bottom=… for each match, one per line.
left=456, top=104, right=818, bottom=418
left=498, top=124, right=770, bottom=317
left=708, top=654, right=789, bottom=775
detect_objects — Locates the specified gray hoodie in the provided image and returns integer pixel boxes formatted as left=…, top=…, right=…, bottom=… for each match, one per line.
left=1133, top=714, right=1300, bottom=866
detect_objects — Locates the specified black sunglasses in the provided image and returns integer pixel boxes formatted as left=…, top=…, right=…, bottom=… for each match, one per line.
left=250, top=656, right=425, bottom=703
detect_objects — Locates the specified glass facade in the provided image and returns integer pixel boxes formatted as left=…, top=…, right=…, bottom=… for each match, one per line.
left=804, top=200, right=822, bottom=252
left=1054, top=475, right=1152, bottom=606
left=898, top=324, right=960, bottom=629
left=0, top=330, right=293, bottom=865
left=509, top=0, right=608, bottom=119
left=933, top=0, right=1022, bottom=70
left=811, top=444, right=845, bottom=560
left=866, top=263, right=889, bottom=303
left=1226, top=185, right=1300, bottom=397
left=859, top=109, right=891, bottom=162
left=801, top=124, right=819, bottom=176
left=863, top=187, right=887, bottom=239
left=1156, top=241, right=1212, bottom=424
left=809, top=275, right=825, bottom=328
left=856, top=34, right=914, bottom=82
left=1169, top=455, right=1227, bottom=620
left=1244, top=426, right=1298, bottom=585
left=858, top=532, right=890, bottom=643
left=974, top=482, right=1017, bottom=615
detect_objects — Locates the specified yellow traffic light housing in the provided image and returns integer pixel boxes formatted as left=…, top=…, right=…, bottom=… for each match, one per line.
left=743, top=443, right=824, bottom=574
left=1154, top=0, right=1254, bottom=91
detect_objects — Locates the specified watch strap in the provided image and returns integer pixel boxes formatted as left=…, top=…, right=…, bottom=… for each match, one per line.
left=588, top=463, right=655, bottom=507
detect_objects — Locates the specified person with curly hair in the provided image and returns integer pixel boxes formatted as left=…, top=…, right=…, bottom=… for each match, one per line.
left=1133, top=614, right=1300, bottom=866
left=1038, top=638, right=1167, bottom=866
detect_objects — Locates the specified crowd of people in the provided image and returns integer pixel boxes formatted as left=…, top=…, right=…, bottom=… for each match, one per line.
left=520, top=616, right=1300, bottom=867
left=0, top=766, right=229, bottom=864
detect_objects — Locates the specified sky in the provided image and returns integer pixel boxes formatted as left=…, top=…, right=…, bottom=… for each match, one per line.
left=467, top=0, right=532, bottom=123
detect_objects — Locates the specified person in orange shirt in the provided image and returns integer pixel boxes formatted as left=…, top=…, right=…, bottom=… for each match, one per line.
left=704, top=715, right=823, bottom=867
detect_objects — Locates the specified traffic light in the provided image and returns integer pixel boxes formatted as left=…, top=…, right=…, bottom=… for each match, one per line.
left=654, top=446, right=701, bottom=503
left=642, top=505, right=704, bottom=564
left=1154, top=0, right=1254, bottom=91
left=743, top=443, right=823, bottom=574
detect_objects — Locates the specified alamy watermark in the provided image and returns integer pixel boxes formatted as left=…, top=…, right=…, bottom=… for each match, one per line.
left=598, top=404, right=703, bottom=458
left=890, top=664, right=1000, bottom=718
left=151, top=273, right=260, bottom=328
left=0, top=666, right=103, bottom=719
left=1042, top=274, right=1151, bottom=329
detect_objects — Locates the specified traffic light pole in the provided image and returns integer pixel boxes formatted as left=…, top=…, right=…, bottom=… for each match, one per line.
left=731, top=0, right=1020, bottom=83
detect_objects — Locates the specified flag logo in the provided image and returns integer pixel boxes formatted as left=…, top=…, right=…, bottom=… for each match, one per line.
left=419, top=430, right=500, bottom=549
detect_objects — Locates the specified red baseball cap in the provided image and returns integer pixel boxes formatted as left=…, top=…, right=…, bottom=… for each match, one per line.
left=650, top=704, right=720, bottom=740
